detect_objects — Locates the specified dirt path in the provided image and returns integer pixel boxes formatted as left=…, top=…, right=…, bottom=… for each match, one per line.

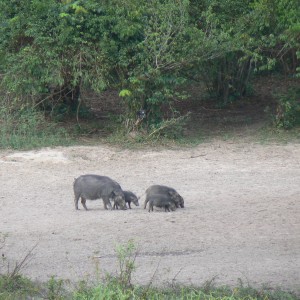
left=1, top=142, right=299, bottom=293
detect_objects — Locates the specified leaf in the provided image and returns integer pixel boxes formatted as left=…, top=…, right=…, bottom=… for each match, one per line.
left=59, top=12, right=69, bottom=18
left=119, top=89, right=132, bottom=97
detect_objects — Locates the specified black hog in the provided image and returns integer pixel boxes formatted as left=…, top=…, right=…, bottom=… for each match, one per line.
left=147, top=194, right=177, bottom=212
left=124, top=191, right=139, bottom=209
left=144, top=185, right=184, bottom=209
left=113, top=191, right=139, bottom=209
left=73, top=174, right=126, bottom=210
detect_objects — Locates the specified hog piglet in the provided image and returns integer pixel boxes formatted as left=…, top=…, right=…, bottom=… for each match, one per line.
left=114, top=191, right=139, bottom=209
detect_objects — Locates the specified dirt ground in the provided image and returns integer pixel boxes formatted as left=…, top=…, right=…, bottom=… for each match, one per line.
left=0, top=141, right=300, bottom=293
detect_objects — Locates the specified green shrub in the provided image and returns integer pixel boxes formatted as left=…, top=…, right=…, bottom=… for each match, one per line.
left=0, top=105, right=71, bottom=149
left=109, top=239, right=137, bottom=290
left=45, top=276, right=66, bottom=300
left=0, top=274, right=36, bottom=298
left=274, top=87, right=300, bottom=129
left=0, top=240, right=37, bottom=298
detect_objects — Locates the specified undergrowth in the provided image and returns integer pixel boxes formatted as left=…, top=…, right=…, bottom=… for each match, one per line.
left=0, top=105, right=71, bottom=150
left=0, top=239, right=298, bottom=300
left=0, top=99, right=299, bottom=151
left=273, top=87, right=300, bottom=129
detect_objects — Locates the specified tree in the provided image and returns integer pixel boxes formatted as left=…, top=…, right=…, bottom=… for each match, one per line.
left=0, top=0, right=298, bottom=131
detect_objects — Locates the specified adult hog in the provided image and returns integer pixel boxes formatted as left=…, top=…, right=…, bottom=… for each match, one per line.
left=114, top=191, right=139, bottom=209
left=147, top=194, right=177, bottom=212
left=144, top=185, right=184, bottom=209
left=73, top=174, right=127, bottom=210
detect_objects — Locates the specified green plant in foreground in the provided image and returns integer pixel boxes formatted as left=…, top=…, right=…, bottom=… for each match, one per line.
left=0, top=240, right=299, bottom=299
left=112, top=239, right=137, bottom=289
left=45, top=276, right=66, bottom=300
left=0, top=274, right=36, bottom=298
left=0, top=240, right=37, bottom=298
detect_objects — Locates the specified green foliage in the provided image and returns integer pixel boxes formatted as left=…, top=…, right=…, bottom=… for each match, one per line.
left=0, top=277, right=297, bottom=300
left=0, top=239, right=298, bottom=299
left=119, top=89, right=132, bottom=98
left=0, top=102, right=70, bottom=149
left=0, top=0, right=299, bottom=133
left=274, top=87, right=300, bottom=129
left=45, top=276, right=65, bottom=300
left=117, top=0, right=194, bottom=127
left=111, top=239, right=137, bottom=289
left=0, top=274, right=36, bottom=298
left=0, top=0, right=112, bottom=113
left=70, top=241, right=299, bottom=300
left=72, top=280, right=95, bottom=300
left=0, top=240, right=37, bottom=298
left=248, top=0, right=300, bottom=75
left=188, top=1, right=252, bottom=104
left=190, top=0, right=300, bottom=104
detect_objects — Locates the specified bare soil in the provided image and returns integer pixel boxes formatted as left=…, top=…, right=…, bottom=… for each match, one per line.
left=1, top=141, right=300, bottom=293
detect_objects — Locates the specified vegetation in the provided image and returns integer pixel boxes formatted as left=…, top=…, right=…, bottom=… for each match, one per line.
left=0, top=239, right=298, bottom=299
left=274, top=87, right=300, bottom=129
left=0, top=105, right=71, bottom=149
left=0, top=0, right=299, bottom=147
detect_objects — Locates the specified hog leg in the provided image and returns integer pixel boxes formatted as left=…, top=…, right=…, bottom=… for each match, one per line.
left=81, top=197, right=88, bottom=210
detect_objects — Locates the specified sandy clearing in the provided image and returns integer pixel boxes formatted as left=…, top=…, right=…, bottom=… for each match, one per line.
left=0, top=142, right=299, bottom=293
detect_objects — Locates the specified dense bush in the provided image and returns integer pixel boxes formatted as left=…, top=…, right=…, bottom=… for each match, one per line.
left=274, top=87, right=300, bottom=129
left=0, top=0, right=299, bottom=131
left=0, top=101, right=70, bottom=149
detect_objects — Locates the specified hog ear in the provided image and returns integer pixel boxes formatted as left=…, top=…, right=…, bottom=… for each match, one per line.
left=168, top=191, right=175, bottom=196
